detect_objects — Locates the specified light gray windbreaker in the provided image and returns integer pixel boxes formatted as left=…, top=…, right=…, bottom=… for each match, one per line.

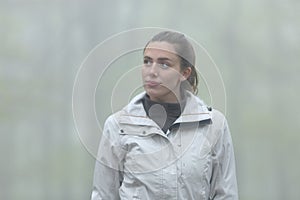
left=91, top=92, right=238, bottom=200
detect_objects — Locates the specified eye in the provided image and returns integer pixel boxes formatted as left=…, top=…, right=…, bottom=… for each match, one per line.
left=159, top=62, right=170, bottom=69
left=143, top=59, right=152, bottom=66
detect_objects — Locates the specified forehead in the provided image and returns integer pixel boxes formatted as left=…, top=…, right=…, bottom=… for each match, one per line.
left=144, top=42, right=179, bottom=60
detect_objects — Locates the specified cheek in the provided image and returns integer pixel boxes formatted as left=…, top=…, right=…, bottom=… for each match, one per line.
left=161, top=72, right=181, bottom=86
left=141, top=67, right=147, bottom=79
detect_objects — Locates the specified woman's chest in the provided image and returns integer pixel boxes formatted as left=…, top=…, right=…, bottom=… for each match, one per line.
left=119, top=124, right=213, bottom=199
left=119, top=123, right=213, bottom=178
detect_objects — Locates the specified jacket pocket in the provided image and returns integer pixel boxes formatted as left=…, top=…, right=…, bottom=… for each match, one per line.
left=179, top=135, right=212, bottom=198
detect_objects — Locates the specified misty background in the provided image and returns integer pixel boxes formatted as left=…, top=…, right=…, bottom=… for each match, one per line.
left=1, top=0, right=300, bottom=199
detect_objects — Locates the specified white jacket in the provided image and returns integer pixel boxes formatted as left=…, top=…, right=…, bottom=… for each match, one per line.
left=92, top=92, right=238, bottom=200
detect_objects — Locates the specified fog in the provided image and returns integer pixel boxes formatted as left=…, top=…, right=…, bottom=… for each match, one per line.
left=1, top=0, right=300, bottom=199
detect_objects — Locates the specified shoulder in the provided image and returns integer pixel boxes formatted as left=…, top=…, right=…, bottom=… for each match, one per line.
left=210, top=109, right=227, bottom=127
left=205, top=108, right=230, bottom=147
left=103, top=111, right=123, bottom=129
left=102, top=92, right=146, bottom=129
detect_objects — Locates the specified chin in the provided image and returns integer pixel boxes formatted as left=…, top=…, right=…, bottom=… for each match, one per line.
left=144, top=88, right=160, bottom=97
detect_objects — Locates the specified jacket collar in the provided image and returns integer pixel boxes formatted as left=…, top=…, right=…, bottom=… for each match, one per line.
left=118, top=91, right=211, bottom=126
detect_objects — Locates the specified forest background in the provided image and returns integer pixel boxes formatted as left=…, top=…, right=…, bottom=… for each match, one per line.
left=1, top=0, right=299, bottom=199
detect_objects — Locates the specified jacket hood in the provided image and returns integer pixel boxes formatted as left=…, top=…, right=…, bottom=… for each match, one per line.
left=117, top=91, right=211, bottom=126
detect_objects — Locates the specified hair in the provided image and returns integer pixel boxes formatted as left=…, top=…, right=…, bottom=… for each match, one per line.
left=144, top=31, right=198, bottom=94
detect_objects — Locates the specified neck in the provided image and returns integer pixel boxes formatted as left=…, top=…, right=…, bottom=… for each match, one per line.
left=150, top=90, right=181, bottom=103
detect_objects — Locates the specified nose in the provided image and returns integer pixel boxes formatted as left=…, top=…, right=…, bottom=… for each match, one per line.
left=149, top=62, right=159, bottom=76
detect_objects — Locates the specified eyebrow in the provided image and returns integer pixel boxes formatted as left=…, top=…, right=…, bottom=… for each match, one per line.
left=143, top=56, right=173, bottom=62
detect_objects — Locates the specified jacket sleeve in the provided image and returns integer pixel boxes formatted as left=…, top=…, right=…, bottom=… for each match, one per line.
left=91, top=115, right=124, bottom=200
left=209, top=114, right=239, bottom=200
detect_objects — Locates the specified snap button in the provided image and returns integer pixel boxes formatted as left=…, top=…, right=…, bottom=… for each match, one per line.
left=120, top=129, right=124, bottom=133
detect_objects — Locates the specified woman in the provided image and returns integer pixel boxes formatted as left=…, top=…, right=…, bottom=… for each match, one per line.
left=91, top=31, right=238, bottom=199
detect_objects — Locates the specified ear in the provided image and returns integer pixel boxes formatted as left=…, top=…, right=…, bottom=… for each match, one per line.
left=180, top=67, right=192, bottom=81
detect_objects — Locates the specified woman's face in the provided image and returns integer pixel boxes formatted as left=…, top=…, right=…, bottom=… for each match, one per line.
left=142, top=41, right=188, bottom=103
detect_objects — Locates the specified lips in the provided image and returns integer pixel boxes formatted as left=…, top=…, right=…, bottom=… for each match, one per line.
left=145, top=81, right=160, bottom=87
